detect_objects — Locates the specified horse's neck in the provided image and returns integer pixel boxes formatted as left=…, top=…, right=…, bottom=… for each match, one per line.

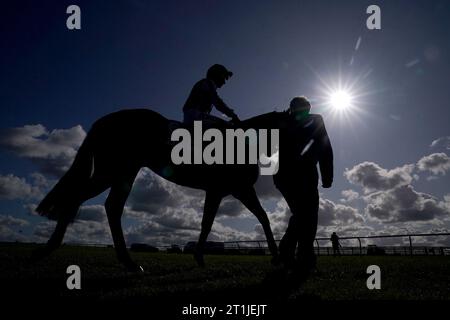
left=242, top=111, right=286, bottom=130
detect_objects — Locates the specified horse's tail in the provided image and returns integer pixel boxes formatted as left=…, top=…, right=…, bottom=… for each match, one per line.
left=36, top=131, right=95, bottom=221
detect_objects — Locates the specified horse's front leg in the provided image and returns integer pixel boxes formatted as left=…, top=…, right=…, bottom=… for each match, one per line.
left=105, top=172, right=142, bottom=272
left=233, top=187, right=279, bottom=263
left=195, top=191, right=222, bottom=267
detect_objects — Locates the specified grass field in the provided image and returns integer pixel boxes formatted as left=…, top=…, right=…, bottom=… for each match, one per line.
left=1, top=243, right=449, bottom=315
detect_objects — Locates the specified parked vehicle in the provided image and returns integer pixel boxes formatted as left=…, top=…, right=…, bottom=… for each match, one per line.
left=130, top=243, right=159, bottom=253
left=183, top=241, right=224, bottom=254
left=367, top=245, right=386, bottom=255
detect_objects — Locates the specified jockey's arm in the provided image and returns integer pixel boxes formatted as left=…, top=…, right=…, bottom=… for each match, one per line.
left=211, top=92, right=240, bottom=121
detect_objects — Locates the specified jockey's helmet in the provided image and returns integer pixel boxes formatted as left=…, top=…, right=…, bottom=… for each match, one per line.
left=207, top=64, right=233, bottom=82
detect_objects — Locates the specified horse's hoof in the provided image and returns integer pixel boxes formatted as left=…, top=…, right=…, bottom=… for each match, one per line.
left=193, top=252, right=205, bottom=267
left=127, top=265, right=144, bottom=273
left=30, top=246, right=53, bottom=263
left=286, top=267, right=310, bottom=288
left=270, top=255, right=282, bottom=267
left=124, top=262, right=144, bottom=273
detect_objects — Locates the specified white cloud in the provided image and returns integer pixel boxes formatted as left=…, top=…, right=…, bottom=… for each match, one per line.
left=128, top=168, right=255, bottom=219
left=0, top=214, right=30, bottom=227
left=0, top=225, right=29, bottom=242
left=417, top=153, right=450, bottom=175
left=256, top=196, right=365, bottom=241
left=124, top=221, right=198, bottom=246
left=364, top=185, right=450, bottom=223
left=344, top=161, right=414, bottom=193
left=118, top=168, right=267, bottom=245
left=77, top=205, right=106, bottom=222
left=340, top=189, right=359, bottom=203
left=124, top=212, right=259, bottom=247
left=316, top=224, right=374, bottom=241
left=430, top=136, right=450, bottom=150
left=319, top=198, right=364, bottom=227
left=127, top=168, right=204, bottom=215
left=0, top=215, right=30, bottom=242
left=262, top=199, right=290, bottom=239
left=0, top=124, right=86, bottom=176
left=0, top=174, right=43, bottom=200
left=33, top=220, right=111, bottom=245
left=254, top=175, right=281, bottom=199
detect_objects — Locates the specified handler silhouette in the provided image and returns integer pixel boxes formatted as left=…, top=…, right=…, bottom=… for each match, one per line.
left=274, top=96, right=333, bottom=276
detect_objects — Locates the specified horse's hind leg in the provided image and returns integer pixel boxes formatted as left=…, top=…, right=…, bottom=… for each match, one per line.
left=195, top=191, right=222, bottom=267
left=105, top=171, right=141, bottom=272
left=32, top=178, right=110, bottom=262
left=46, top=208, right=77, bottom=249
left=233, top=187, right=279, bottom=261
left=30, top=212, right=76, bottom=262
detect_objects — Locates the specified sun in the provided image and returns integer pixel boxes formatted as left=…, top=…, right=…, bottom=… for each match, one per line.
left=307, top=66, right=377, bottom=126
left=329, top=90, right=353, bottom=111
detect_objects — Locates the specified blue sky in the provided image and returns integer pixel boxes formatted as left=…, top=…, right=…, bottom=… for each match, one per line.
left=1, top=0, right=450, bottom=247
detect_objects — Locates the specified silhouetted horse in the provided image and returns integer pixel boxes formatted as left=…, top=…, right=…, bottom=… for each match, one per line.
left=35, top=109, right=282, bottom=271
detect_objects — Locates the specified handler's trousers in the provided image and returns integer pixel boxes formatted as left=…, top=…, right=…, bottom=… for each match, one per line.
left=276, top=182, right=319, bottom=268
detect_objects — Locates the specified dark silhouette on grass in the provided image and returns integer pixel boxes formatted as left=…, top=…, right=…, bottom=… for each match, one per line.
left=330, top=232, right=341, bottom=256
left=34, top=109, right=285, bottom=271
left=183, top=64, right=240, bottom=126
left=274, top=97, right=333, bottom=279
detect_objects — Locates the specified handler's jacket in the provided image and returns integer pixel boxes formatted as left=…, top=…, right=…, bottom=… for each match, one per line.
left=274, top=112, right=334, bottom=188
left=183, top=78, right=236, bottom=118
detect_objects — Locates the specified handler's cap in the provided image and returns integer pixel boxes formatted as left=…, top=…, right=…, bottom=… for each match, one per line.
left=289, top=96, right=311, bottom=111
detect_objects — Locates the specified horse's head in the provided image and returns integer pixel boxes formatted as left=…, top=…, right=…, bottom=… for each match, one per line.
left=234, top=111, right=287, bottom=176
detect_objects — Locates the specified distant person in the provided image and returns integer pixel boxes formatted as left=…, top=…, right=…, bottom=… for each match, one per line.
left=183, top=64, right=240, bottom=127
left=330, top=232, right=341, bottom=256
left=274, top=96, right=333, bottom=276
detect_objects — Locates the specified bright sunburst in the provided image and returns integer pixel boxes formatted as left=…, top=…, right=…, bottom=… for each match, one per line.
left=329, top=90, right=353, bottom=111
left=310, top=68, right=375, bottom=117
left=304, top=66, right=377, bottom=130
left=301, top=58, right=380, bottom=130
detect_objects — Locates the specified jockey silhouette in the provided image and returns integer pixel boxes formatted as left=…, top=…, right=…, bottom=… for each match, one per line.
left=183, top=64, right=240, bottom=127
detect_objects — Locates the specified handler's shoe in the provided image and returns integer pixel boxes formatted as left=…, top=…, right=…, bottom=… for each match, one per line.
left=295, top=253, right=317, bottom=277
left=279, top=253, right=296, bottom=270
